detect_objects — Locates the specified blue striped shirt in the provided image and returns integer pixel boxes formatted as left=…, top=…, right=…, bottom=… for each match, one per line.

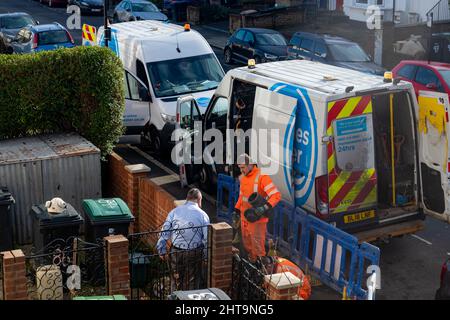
left=156, top=201, right=210, bottom=255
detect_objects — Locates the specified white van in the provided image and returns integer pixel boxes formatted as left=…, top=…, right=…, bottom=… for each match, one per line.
left=176, top=59, right=450, bottom=241
left=97, top=21, right=225, bottom=151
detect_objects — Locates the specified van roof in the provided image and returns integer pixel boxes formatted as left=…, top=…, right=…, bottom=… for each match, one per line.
left=233, top=60, right=397, bottom=96
left=110, top=20, right=193, bottom=41
left=108, top=20, right=214, bottom=61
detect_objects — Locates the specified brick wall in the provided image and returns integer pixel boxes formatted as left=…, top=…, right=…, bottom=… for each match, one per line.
left=1, top=250, right=28, bottom=300
left=139, top=178, right=176, bottom=241
left=208, top=223, right=233, bottom=295
left=107, top=153, right=151, bottom=233
left=104, top=235, right=130, bottom=299
left=229, top=7, right=305, bottom=33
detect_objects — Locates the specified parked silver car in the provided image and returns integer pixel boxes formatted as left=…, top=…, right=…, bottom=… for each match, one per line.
left=113, top=0, right=168, bottom=23
left=0, top=12, right=38, bottom=53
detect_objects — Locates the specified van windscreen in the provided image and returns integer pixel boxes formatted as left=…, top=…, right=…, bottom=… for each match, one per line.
left=146, top=54, right=224, bottom=98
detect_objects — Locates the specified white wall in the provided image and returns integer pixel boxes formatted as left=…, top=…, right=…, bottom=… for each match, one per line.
left=342, top=0, right=441, bottom=24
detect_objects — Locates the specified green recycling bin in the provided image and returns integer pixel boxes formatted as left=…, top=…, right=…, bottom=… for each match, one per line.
left=82, top=198, right=135, bottom=242
left=73, top=295, right=127, bottom=300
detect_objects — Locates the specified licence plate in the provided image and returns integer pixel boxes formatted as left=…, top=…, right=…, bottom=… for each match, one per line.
left=344, top=210, right=375, bottom=224
left=92, top=9, right=101, bottom=12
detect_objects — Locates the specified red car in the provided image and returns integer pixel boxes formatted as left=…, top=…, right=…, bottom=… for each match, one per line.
left=392, top=60, right=450, bottom=97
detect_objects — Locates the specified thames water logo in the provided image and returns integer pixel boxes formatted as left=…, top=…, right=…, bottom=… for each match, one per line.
left=270, top=83, right=318, bottom=206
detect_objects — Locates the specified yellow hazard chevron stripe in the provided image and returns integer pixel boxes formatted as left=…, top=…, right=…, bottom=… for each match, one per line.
left=327, top=95, right=377, bottom=214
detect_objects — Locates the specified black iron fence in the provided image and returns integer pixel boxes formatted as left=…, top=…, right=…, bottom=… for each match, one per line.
left=128, top=223, right=210, bottom=300
left=24, top=237, right=106, bottom=300
left=231, top=254, right=267, bottom=300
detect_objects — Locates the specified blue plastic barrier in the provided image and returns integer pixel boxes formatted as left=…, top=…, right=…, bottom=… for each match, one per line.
left=216, top=177, right=381, bottom=300
left=269, top=201, right=381, bottom=300
left=216, top=174, right=240, bottom=224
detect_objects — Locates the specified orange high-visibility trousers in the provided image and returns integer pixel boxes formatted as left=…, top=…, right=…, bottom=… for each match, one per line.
left=241, top=218, right=267, bottom=262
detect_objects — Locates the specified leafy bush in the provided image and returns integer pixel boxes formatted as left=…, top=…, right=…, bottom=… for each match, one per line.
left=0, top=46, right=125, bottom=157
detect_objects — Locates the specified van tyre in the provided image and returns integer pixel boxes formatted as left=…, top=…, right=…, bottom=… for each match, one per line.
left=224, top=48, right=233, bottom=64
left=199, top=165, right=213, bottom=191
left=152, top=131, right=162, bottom=153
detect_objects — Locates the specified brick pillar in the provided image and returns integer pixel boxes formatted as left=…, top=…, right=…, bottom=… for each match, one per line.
left=1, top=250, right=28, bottom=300
left=104, top=235, right=130, bottom=299
left=208, top=223, right=233, bottom=296
left=125, top=164, right=151, bottom=233
left=265, top=272, right=301, bottom=300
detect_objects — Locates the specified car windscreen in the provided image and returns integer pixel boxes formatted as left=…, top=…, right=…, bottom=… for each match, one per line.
left=38, top=30, right=70, bottom=45
left=2, top=15, right=35, bottom=29
left=439, top=70, right=450, bottom=88
left=328, top=43, right=371, bottom=62
left=256, top=33, right=287, bottom=46
left=132, top=3, right=158, bottom=12
left=147, top=54, right=224, bottom=98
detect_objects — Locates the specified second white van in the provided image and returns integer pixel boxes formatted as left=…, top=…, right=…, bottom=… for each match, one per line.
left=97, top=20, right=225, bottom=151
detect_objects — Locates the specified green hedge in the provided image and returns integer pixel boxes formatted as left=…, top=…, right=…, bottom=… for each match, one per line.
left=0, top=46, right=125, bottom=157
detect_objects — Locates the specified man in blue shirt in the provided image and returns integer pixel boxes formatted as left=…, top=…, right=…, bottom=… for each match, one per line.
left=156, top=188, right=210, bottom=289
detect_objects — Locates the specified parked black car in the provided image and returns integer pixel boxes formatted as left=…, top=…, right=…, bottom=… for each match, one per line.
left=287, top=32, right=385, bottom=76
left=0, top=12, right=38, bottom=54
left=436, top=258, right=450, bottom=300
left=224, top=28, right=288, bottom=65
left=68, top=0, right=104, bottom=14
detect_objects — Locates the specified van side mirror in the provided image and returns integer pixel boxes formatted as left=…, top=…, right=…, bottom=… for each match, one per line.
left=139, top=86, right=151, bottom=102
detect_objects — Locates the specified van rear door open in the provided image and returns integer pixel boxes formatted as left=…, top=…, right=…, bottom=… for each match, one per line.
left=418, top=91, right=450, bottom=223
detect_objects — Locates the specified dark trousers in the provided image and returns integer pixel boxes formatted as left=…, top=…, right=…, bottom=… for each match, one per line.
left=169, top=246, right=205, bottom=291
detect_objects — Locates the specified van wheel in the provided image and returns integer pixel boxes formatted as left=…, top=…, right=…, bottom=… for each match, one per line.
left=152, top=131, right=162, bottom=153
left=140, top=125, right=152, bottom=150
left=199, top=165, right=213, bottom=191
left=224, top=48, right=233, bottom=64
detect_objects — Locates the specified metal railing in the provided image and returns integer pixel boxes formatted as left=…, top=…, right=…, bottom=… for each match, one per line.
left=128, top=223, right=210, bottom=300
left=231, top=254, right=267, bottom=300
left=427, top=0, right=450, bottom=23
left=24, top=237, right=106, bottom=300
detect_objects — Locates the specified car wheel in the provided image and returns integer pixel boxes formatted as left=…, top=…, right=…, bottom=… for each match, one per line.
left=224, top=47, right=233, bottom=64
left=113, top=14, right=119, bottom=23
left=254, top=56, right=261, bottom=64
